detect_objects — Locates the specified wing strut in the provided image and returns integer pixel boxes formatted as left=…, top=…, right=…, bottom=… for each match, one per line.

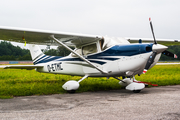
left=50, top=35, right=108, bottom=74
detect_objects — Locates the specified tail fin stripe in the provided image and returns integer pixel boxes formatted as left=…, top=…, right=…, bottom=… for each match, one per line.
left=34, top=56, right=51, bottom=64
left=33, top=55, right=47, bottom=64
left=33, top=53, right=44, bottom=61
left=34, top=56, right=62, bottom=64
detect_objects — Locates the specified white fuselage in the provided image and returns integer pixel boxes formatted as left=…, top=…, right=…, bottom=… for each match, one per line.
left=34, top=43, right=160, bottom=77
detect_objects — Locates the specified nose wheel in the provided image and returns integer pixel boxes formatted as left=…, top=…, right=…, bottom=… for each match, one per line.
left=133, top=90, right=141, bottom=93
left=116, top=77, right=145, bottom=93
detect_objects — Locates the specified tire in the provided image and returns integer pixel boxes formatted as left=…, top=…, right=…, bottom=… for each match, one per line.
left=67, top=90, right=76, bottom=94
left=133, top=90, right=141, bottom=93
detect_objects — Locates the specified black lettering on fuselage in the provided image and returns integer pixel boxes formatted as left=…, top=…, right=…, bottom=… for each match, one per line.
left=47, top=62, right=63, bottom=72
left=47, top=65, right=51, bottom=72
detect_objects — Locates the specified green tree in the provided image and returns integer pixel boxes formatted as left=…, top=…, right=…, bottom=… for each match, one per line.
left=44, top=49, right=58, bottom=56
left=0, top=41, right=31, bottom=60
left=44, top=46, right=74, bottom=57
left=57, top=46, right=74, bottom=56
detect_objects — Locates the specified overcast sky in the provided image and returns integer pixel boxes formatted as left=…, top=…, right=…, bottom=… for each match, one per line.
left=0, top=0, right=180, bottom=49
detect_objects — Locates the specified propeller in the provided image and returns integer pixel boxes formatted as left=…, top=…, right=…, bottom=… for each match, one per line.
left=143, top=18, right=158, bottom=74
left=162, top=50, right=178, bottom=58
left=143, top=18, right=177, bottom=74
left=149, top=18, right=157, bottom=44
left=143, top=52, right=157, bottom=74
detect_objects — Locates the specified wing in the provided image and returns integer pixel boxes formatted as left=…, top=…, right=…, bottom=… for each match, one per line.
left=0, top=26, right=108, bottom=74
left=156, top=63, right=180, bottom=65
left=126, top=38, right=180, bottom=46
left=1, top=65, right=44, bottom=70
left=0, top=26, right=103, bottom=47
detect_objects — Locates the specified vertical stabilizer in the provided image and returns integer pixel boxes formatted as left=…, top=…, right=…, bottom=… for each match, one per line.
left=29, top=44, right=44, bottom=61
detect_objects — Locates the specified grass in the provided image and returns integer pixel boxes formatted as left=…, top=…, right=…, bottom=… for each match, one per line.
left=135, top=65, right=180, bottom=85
left=0, top=64, right=180, bottom=99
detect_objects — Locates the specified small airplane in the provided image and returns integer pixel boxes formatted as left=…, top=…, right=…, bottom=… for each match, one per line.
left=0, top=18, right=179, bottom=93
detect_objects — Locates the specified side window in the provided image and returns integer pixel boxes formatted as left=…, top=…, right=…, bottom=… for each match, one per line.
left=82, top=43, right=97, bottom=56
left=71, top=48, right=82, bottom=57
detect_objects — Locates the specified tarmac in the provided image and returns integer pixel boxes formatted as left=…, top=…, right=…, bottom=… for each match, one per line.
left=0, top=85, right=180, bottom=120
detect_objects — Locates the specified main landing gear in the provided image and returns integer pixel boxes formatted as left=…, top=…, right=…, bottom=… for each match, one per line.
left=62, top=75, right=88, bottom=93
left=62, top=75, right=145, bottom=93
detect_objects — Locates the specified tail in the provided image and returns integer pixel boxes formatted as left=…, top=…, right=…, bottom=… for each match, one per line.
left=29, top=44, right=45, bottom=64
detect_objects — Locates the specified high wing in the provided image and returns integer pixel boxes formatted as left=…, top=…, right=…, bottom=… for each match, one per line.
left=156, top=63, right=180, bottom=65
left=126, top=38, right=180, bottom=46
left=1, top=26, right=179, bottom=47
left=2, top=65, right=44, bottom=70
left=0, top=26, right=107, bottom=73
left=0, top=26, right=103, bottom=47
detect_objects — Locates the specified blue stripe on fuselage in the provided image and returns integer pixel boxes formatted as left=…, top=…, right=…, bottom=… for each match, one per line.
left=34, top=56, right=62, bottom=64
left=34, top=43, right=153, bottom=65
left=92, top=43, right=153, bottom=57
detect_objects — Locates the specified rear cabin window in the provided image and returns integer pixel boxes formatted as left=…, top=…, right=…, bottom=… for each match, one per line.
left=82, top=43, right=97, bottom=56
left=71, top=43, right=97, bottom=57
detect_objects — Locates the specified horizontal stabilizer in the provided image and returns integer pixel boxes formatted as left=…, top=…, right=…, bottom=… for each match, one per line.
left=3, top=65, right=44, bottom=70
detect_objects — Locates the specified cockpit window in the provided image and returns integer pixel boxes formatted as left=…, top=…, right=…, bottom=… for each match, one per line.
left=82, top=43, right=97, bottom=56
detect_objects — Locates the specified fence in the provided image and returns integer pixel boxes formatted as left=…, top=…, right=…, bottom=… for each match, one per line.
left=0, top=61, right=33, bottom=64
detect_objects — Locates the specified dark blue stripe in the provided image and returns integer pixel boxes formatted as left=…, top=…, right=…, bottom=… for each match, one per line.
left=34, top=56, right=62, bottom=64
left=89, top=60, right=106, bottom=65
left=34, top=55, right=46, bottom=63
left=57, top=58, right=107, bottom=65
left=33, top=55, right=47, bottom=65
left=88, top=43, right=153, bottom=58
left=35, top=57, right=106, bottom=65
left=96, top=58, right=119, bottom=61
left=58, top=58, right=83, bottom=62
left=34, top=43, right=153, bottom=65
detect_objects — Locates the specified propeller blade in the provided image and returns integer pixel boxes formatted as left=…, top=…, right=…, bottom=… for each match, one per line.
left=149, top=18, right=157, bottom=44
left=143, top=52, right=157, bottom=74
left=162, top=50, right=178, bottom=58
